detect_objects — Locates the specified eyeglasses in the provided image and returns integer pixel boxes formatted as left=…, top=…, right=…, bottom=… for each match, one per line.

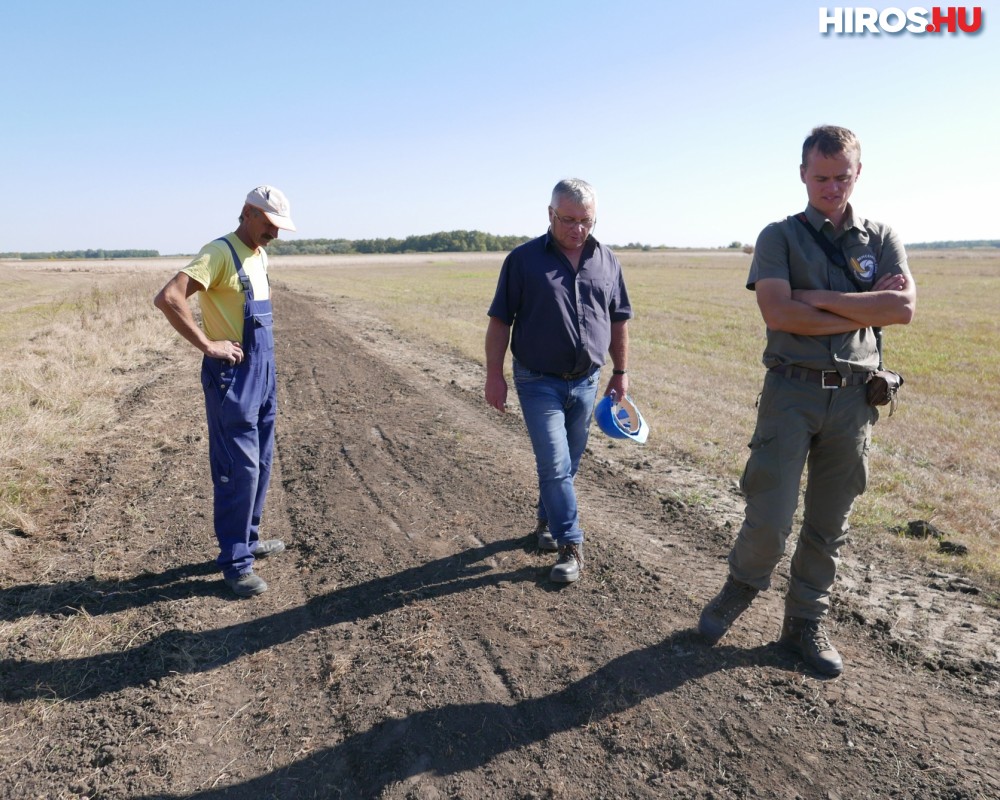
left=550, top=207, right=595, bottom=230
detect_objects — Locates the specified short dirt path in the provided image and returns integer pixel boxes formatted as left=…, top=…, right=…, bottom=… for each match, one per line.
left=1, top=286, right=998, bottom=799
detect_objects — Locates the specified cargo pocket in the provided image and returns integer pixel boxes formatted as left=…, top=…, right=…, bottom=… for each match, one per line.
left=851, top=431, right=872, bottom=497
left=739, top=433, right=780, bottom=498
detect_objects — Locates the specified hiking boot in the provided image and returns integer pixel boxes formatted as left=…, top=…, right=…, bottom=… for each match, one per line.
left=779, top=616, right=844, bottom=677
left=254, top=539, right=286, bottom=558
left=698, top=576, right=759, bottom=644
left=550, top=543, right=583, bottom=583
left=534, top=520, right=558, bottom=552
left=225, top=571, right=268, bottom=598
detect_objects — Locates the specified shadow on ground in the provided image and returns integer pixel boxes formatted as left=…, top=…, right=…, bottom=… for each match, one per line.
left=133, top=631, right=785, bottom=799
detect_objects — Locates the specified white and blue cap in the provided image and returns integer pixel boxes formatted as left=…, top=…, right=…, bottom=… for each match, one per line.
left=594, top=393, right=649, bottom=444
left=246, top=185, right=296, bottom=231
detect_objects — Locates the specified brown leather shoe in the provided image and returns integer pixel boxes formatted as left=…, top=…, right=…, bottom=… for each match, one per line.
left=698, top=576, right=759, bottom=644
left=779, top=616, right=844, bottom=676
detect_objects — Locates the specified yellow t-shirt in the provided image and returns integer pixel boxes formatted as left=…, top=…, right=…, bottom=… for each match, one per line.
left=182, top=233, right=270, bottom=342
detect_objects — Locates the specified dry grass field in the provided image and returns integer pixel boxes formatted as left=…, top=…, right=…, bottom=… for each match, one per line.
left=1, top=249, right=998, bottom=587
left=0, top=259, right=188, bottom=535
left=1, top=252, right=998, bottom=799
left=273, top=248, right=1000, bottom=588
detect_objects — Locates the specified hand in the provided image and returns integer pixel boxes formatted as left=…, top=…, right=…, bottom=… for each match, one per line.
left=485, top=373, right=508, bottom=413
left=605, top=372, right=628, bottom=400
left=873, top=273, right=908, bottom=292
left=205, top=340, right=244, bottom=365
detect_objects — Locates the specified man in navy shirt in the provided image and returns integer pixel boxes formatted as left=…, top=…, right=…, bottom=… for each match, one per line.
left=485, top=179, right=633, bottom=583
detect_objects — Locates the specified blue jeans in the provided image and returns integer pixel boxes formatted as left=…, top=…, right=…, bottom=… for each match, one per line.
left=513, top=361, right=600, bottom=546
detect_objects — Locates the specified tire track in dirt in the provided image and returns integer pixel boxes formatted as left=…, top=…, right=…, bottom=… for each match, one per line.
left=2, top=285, right=999, bottom=799
left=259, top=288, right=1000, bottom=798
left=271, top=292, right=553, bottom=734
left=312, top=285, right=1000, bottom=683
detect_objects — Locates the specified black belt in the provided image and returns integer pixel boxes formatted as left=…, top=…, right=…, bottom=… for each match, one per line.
left=770, top=364, right=872, bottom=389
left=547, top=368, right=593, bottom=381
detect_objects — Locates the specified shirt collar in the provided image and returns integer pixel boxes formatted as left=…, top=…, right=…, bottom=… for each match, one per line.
left=543, top=229, right=599, bottom=256
left=804, top=203, right=860, bottom=234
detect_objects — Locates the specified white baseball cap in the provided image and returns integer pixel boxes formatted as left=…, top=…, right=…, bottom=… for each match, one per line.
left=245, top=185, right=296, bottom=231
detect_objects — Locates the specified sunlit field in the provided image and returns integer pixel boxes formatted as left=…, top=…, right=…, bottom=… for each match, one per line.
left=1, top=249, right=998, bottom=587
left=274, top=249, right=1000, bottom=584
left=0, top=260, right=189, bottom=534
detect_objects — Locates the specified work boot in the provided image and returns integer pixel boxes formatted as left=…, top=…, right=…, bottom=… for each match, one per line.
left=225, top=571, right=268, bottom=598
left=254, top=539, right=286, bottom=558
left=698, top=575, right=759, bottom=644
left=550, top=542, right=583, bottom=583
left=534, top=520, right=558, bottom=552
left=779, top=616, right=844, bottom=677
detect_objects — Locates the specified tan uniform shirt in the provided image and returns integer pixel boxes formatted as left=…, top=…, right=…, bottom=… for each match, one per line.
left=746, top=203, right=911, bottom=373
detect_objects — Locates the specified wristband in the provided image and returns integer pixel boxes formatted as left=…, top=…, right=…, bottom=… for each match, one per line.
left=612, top=369, right=627, bottom=375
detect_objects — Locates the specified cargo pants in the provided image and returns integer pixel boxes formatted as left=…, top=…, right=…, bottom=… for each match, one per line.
left=728, top=369, right=877, bottom=619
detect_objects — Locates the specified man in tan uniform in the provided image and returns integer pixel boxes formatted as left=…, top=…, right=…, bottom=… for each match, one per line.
left=698, top=126, right=916, bottom=676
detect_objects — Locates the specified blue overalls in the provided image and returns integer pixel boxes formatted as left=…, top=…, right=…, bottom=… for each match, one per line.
left=200, top=237, right=277, bottom=580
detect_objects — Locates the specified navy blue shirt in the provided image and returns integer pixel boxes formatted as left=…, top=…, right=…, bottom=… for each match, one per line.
left=487, top=232, right=632, bottom=375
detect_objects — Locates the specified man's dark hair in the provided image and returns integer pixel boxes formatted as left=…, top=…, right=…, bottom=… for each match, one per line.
left=801, top=125, right=861, bottom=166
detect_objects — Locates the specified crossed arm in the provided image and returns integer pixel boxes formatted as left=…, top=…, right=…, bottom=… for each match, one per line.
left=755, top=272, right=916, bottom=335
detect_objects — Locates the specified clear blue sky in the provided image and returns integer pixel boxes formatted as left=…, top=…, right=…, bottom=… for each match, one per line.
left=2, top=0, right=996, bottom=253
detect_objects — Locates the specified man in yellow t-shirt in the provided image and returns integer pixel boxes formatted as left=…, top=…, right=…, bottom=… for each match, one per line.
left=154, top=186, right=296, bottom=597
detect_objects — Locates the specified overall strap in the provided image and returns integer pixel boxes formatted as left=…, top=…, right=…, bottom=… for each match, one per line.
left=215, top=236, right=253, bottom=296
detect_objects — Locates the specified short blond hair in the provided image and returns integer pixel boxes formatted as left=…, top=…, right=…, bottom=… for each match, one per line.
left=802, top=125, right=861, bottom=166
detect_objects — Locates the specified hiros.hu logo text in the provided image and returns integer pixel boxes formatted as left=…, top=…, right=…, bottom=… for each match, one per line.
left=819, top=6, right=983, bottom=33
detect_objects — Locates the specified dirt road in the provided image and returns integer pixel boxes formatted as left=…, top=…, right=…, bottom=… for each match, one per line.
left=2, top=286, right=998, bottom=799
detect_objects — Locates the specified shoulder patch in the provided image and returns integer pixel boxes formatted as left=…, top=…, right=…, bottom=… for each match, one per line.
left=849, top=252, right=878, bottom=282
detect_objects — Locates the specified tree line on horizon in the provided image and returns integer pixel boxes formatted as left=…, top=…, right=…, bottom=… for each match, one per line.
left=0, top=248, right=160, bottom=260
left=266, top=230, right=531, bottom=255
left=1, top=232, right=528, bottom=260
left=3, top=236, right=997, bottom=261
left=906, top=239, right=1000, bottom=250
